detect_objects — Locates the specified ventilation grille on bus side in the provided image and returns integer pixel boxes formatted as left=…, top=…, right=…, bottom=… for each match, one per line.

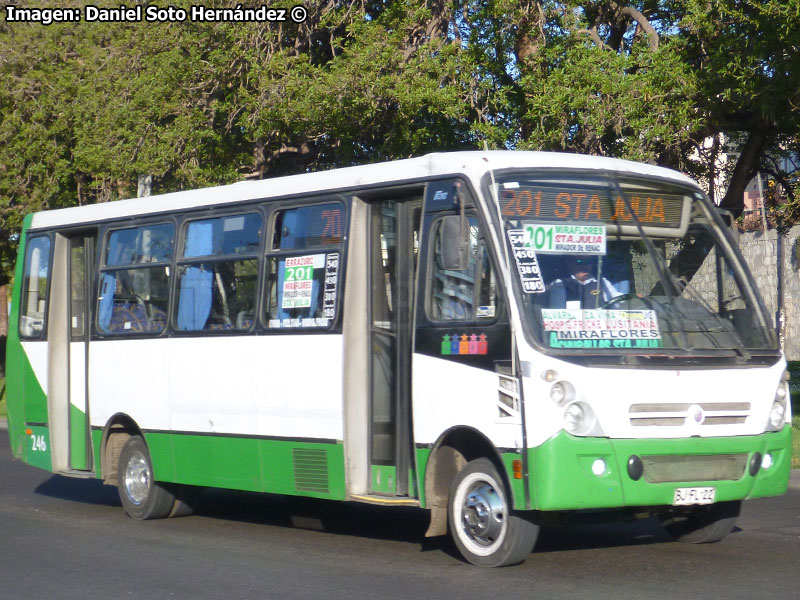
left=292, top=448, right=330, bottom=494
left=641, top=453, right=748, bottom=483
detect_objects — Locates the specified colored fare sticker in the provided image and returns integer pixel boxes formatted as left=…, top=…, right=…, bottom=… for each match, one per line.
left=542, top=308, right=662, bottom=349
left=507, top=230, right=545, bottom=294
left=441, top=334, right=488, bottom=356
left=522, top=223, right=606, bottom=255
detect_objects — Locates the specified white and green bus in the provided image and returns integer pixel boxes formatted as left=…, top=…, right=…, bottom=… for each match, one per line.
left=5, top=151, right=792, bottom=566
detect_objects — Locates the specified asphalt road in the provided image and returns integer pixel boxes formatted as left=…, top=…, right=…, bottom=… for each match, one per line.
left=1, top=424, right=799, bottom=600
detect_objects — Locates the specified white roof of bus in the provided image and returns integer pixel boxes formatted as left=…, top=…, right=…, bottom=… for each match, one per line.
left=30, top=151, right=699, bottom=229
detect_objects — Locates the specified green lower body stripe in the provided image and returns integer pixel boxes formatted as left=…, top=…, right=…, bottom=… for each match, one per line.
left=131, top=431, right=347, bottom=499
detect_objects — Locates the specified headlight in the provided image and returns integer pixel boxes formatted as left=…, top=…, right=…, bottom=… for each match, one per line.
left=767, top=379, right=790, bottom=431
left=550, top=382, right=566, bottom=404
left=563, top=401, right=596, bottom=435
left=768, top=398, right=787, bottom=430
left=549, top=380, right=575, bottom=406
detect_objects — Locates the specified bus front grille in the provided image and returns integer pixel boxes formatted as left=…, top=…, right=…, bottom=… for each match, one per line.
left=292, top=448, right=330, bottom=494
left=629, top=402, right=750, bottom=427
left=640, top=453, right=748, bottom=483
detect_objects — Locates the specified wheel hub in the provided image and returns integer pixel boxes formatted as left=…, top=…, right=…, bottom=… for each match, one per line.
left=123, top=452, right=150, bottom=506
left=461, top=483, right=505, bottom=547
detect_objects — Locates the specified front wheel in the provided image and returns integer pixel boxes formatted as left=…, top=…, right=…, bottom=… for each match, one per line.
left=117, top=436, right=176, bottom=520
left=659, top=500, right=741, bottom=544
left=448, top=458, right=539, bottom=567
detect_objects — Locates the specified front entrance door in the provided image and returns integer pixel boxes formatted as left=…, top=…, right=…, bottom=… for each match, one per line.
left=47, top=231, right=95, bottom=474
left=368, top=199, right=421, bottom=495
left=67, top=234, right=94, bottom=471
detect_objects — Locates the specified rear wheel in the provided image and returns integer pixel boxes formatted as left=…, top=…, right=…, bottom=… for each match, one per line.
left=448, top=458, right=539, bottom=567
left=117, top=436, right=175, bottom=520
left=659, top=500, right=741, bottom=543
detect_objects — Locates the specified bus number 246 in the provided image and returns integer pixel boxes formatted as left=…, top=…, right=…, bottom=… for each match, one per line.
left=30, top=434, right=47, bottom=452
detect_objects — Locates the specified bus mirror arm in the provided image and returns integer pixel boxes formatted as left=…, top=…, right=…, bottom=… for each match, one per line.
left=440, top=187, right=469, bottom=270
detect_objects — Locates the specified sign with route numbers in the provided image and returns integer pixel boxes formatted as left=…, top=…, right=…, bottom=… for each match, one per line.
left=521, top=223, right=606, bottom=254
left=282, top=254, right=325, bottom=309
left=507, top=229, right=545, bottom=293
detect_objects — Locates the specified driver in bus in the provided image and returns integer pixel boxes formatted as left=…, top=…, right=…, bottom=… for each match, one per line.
left=546, top=255, right=627, bottom=309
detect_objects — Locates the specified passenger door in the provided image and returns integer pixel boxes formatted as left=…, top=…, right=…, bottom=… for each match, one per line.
left=48, top=231, right=96, bottom=473
left=367, top=198, right=421, bottom=496
left=67, top=234, right=95, bottom=471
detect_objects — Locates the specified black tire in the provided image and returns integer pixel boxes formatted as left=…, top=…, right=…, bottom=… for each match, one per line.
left=659, top=500, right=741, bottom=543
left=166, top=484, right=202, bottom=518
left=448, top=458, right=539, bottom=567
left=117, top=436, right=176, bottom=520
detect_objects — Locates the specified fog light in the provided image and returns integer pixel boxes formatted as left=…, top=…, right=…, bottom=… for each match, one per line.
left=591, top=459, right=607, bottom=476
left=761, top=453, right=773, bottom=470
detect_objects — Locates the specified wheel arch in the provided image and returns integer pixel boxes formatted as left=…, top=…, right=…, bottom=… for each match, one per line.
left=99, top=413, right=143, bottom=486
left=422, top=425, right=512, bottom=537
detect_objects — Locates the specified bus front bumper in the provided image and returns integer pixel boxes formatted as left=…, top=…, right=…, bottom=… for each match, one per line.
left=524, top=426, right=792, bottom=512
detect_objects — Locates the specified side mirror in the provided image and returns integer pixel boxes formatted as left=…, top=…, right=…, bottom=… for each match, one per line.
left=440, top=215, right=469, bottom=270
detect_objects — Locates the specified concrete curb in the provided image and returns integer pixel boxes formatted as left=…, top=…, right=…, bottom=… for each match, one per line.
left=0, top=417, right=6, bottom=430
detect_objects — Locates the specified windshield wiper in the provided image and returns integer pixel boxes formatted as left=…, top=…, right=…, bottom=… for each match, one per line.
left=606, top=176, right=752, bottom=362
left=605, top=175, right=691, bottom=351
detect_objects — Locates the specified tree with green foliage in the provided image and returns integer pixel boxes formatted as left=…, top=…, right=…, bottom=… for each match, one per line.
left=1, top=0, right=799, bottom=286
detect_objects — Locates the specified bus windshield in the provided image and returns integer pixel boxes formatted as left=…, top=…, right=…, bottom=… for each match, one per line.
left=496, top=171, right=778, bottom=363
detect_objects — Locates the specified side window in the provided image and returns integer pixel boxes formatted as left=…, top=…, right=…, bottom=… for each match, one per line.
left=19, top=236, right=51, bottom=338
left=272, top=203, right=344, bottom=249
left=175, top=213, right=262, bottom=332
left=429, top=216, right=498, bottom=321
left=266, top=202, right=344, bottom=329
left=97, top=223, right=174, bottom=335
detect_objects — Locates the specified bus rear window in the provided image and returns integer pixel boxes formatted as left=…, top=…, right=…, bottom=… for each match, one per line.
left=19, top=236, right=51, bottom=339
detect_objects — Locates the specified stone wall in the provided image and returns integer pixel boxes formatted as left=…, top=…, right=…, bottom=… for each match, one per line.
left=736, top=225, right=800, bottom=360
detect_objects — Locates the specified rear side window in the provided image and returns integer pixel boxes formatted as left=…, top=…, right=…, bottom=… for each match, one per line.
left=98, top=223, right=174, bottom=335
left=266, top=202, right=344, bottom=329
left=19, top=236, right=51, bottom=339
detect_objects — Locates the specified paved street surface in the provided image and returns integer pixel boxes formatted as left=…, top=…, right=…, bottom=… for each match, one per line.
left=1, top=425, right=799, bottom=600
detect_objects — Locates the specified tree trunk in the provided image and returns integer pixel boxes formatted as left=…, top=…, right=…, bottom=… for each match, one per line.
left=720, top=130, right=769, bottom=214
